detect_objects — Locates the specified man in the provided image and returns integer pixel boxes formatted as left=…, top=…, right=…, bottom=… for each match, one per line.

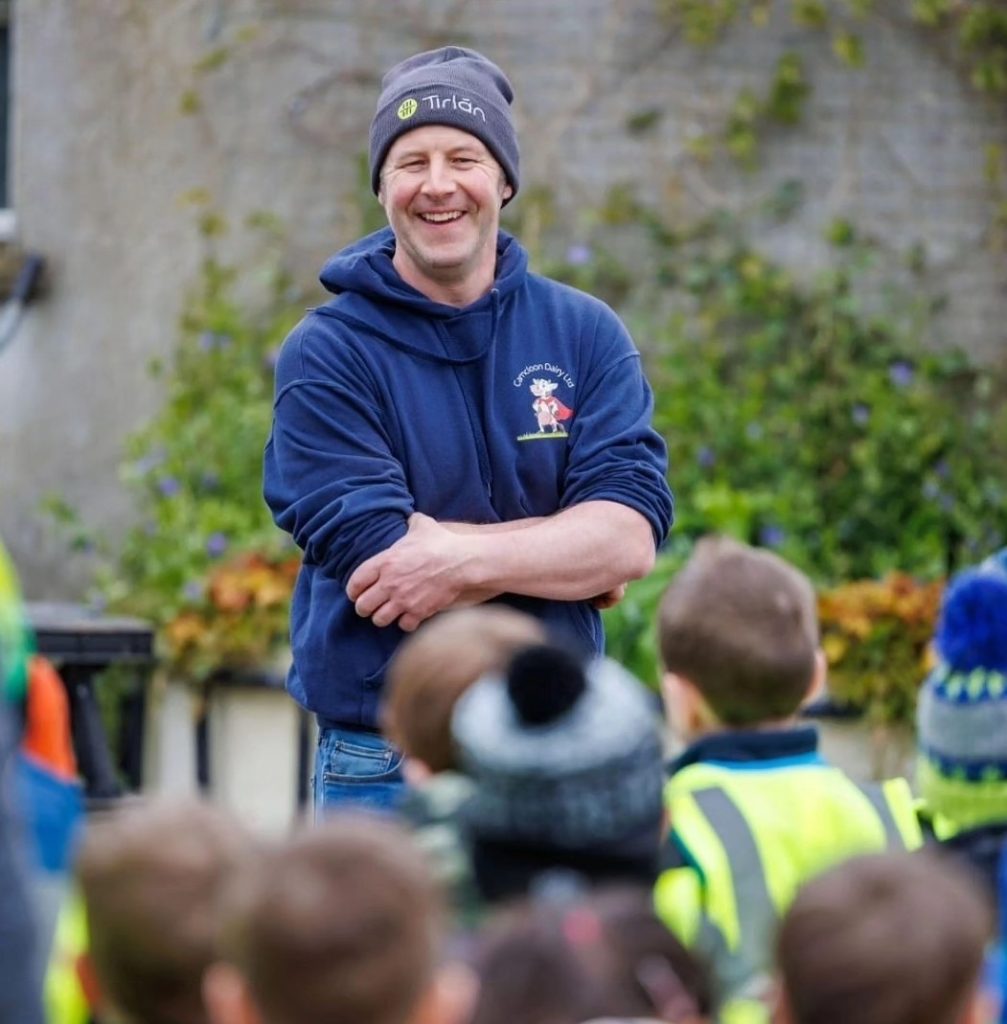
left=264, top=45, right=674, bottom=812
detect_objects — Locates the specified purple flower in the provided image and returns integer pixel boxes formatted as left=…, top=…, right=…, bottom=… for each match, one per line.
left=696, top=445, right=717, bottom=468
left=852, top=403, right=870, bottom=426
left=888, top=361, right=914, bottom=389
left=934, top=459, right=950, bottom=480
left=157, top=476, right=181, bottom=498
left=199, top=331, right=233, bottom=352
left=759, top=525, right=785, bottom=549
left=200, top=472, right=221, bottom=491
left=922, top=480, right=941, bottom=501
left=183, top=580, right=204, bottom=602
left=565, top=244, right=593, bottom=267
left=206, top=532, right=229, bottom=557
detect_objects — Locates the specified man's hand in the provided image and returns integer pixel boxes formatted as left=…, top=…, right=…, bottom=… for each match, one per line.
left=590, top=583, right=627, bottom=610
left=346, top=513, right=480, bottom=632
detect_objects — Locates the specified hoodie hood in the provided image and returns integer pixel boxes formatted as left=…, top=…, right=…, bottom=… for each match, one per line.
left=316, top=227, right=529, bottom=364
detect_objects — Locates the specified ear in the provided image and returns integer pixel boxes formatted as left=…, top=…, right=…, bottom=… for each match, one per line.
left=410, top=963, right=479, bottom=1024
left=75, top=952, right=106, bottom=1015
left=769, top=977, right=796, bottom=1024
left=203, top=962, right=264, bottom=1024
left=661, top=671, right=714, bottom=741
left=958, top=984, right=998, bottom=1024
left=501, top=182, right=514, bottom=203
left=802, top=648, right=828, bottom=707
left=402, top=756, right=432, bottom=787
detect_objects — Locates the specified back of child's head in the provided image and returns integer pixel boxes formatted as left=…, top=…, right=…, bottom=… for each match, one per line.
left=76, top=797, right=253, bottom=1024
left=452, top=643, right=665, bottom=902
left=658, top=536, right=819, bottom=726
left=216, top=813, right=443, bottom=1024
left=382, top=607, right=547, bottom=772
left=916, top=550, right=1007, bottom=833
left=469, top=886, right=713, bottom=1024
left=776, top=851, right=991, bottom=1024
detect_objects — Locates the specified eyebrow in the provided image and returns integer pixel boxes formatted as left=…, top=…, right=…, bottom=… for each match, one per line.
left=392, top=144, right=486, bottom=162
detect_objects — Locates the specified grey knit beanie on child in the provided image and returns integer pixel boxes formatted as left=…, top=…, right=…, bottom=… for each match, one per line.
left=452, top=644, right=665, bottom=850
left=369, top=46, right=520, bottom=203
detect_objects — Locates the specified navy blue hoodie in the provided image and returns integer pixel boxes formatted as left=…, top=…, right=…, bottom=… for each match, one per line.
left=264, top=228, right=673, bottom=728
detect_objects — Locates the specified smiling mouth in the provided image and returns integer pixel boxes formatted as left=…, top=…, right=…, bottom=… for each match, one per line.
left=418, top=211, right=465, bottom=224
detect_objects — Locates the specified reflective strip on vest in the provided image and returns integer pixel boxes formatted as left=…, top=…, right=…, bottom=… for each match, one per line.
left=658, top=770, right=924, bottom=1017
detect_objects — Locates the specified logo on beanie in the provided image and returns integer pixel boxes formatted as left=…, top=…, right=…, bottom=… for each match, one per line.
left=397, top=98, right=418, bottom=120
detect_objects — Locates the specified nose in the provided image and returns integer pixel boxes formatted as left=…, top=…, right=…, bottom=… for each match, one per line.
left=420, top=155, right=457, bottom=198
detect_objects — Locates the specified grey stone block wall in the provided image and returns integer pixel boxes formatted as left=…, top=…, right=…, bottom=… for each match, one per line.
left=2, top=0, right=1004, bottom=596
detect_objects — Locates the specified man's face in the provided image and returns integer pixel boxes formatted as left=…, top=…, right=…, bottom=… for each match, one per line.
left=379, top=125, right=513, bottom=299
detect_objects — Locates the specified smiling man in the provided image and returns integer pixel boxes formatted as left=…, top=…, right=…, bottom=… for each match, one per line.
left=264, top=47, right=674, bottom=813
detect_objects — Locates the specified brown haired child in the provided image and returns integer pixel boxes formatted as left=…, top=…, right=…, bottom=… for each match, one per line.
left=775, top=851, right=993, bottom=1024
left=654, top=536, right=923, bottom=1024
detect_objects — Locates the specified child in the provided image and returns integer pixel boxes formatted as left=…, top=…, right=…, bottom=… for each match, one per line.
left=452, top=641, right=666, bottom=904
left=381, top=606, right=546, bottom=916
left=775, top=851, right=993, bottom=1024
left=203, top=814, right=475, bottom=1024
left=469, top=886, right=714, bottom=1024
left=72, top=797, right=256, bottom=1024
left=915, top=548, right=1007, bottom=900
left=654, top=537, right=923, bottom=1024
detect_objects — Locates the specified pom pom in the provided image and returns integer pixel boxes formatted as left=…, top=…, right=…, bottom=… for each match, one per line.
left=506, top=644, right=587, bottom=725
left=936, top=570, right=1007, bottom=673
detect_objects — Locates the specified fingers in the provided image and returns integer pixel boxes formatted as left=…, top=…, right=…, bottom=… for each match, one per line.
left=346, top=555, right=382, bottom=602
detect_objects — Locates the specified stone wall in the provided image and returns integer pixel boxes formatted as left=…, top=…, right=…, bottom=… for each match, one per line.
left=2, top=0, right=1004, bottom=596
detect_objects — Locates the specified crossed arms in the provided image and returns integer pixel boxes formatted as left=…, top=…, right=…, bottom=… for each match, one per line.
left=347, top=501, right=657, bottom=633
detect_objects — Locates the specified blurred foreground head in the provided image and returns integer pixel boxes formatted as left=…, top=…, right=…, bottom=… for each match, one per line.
left=382, top=606, right=546, bottom=773
left=207, top=813, right=471, bottom=1024
left=76, top=797, right=255, bottom=1024
left=775, top=851, right=992, bottom=1024
left=453, top=642, right=665, bottom=902
left=469, top=886, right=714, bottom=1024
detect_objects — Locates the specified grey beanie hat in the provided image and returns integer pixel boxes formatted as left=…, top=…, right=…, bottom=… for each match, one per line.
left=369, top=45, right=520, bottom=203
left=452, top=645, right=665, bottom=850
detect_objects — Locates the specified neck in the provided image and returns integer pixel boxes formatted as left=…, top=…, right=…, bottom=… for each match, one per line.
left=391, top=240, right=499, bottom=307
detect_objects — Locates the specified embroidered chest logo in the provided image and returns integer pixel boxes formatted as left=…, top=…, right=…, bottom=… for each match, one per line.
left=513, top=363, right=576, bottom=441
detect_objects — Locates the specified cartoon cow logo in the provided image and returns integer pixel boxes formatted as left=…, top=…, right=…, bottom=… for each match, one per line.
left=528, top=378, right=574, bottom=436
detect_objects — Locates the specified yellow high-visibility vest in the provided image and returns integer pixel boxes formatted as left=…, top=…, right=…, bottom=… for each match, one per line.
left=44, top=890, right=90, bottom=1024
left=655, top=759, right=923, bottom=1024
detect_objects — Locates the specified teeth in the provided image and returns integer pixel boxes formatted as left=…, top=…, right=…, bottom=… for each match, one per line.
left=420, top=211, right=463, bottom=223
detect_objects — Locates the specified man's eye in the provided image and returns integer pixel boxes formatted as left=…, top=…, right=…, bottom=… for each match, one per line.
left=401, top=160, right=425, bottom=170
left=453, top=157, right=476, bottom=166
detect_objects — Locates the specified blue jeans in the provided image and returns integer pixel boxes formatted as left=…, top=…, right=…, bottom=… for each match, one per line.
left=313, top=724, right=406, bottom=817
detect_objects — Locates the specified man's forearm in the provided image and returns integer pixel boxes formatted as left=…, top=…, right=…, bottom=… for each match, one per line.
left=454, top=500, right=655, bottom=602
left=441, top=517, right=546, bottom=535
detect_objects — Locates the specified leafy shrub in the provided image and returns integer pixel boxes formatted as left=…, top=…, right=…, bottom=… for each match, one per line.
left=818, top=573, right=943, bottom=724
left=645, top=227, right=1007, bottom=582
left=49, top=217, right=306, bottom=680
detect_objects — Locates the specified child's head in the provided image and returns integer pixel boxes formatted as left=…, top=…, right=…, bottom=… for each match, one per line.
left=469, top=886, right=713, bottom=1024
left=76, top=797, right=254, bottom=1024
left=657, top=536, right=821, bottom=732
left=206, top=814, right=468, bottom=1024
left=452, top=643, right=665, bottom=902
left=382, top=607, right=546, bottom=774
left=916, top=552, right=1007, bottom=832
left=775, top=851, right=992, bottom=1024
